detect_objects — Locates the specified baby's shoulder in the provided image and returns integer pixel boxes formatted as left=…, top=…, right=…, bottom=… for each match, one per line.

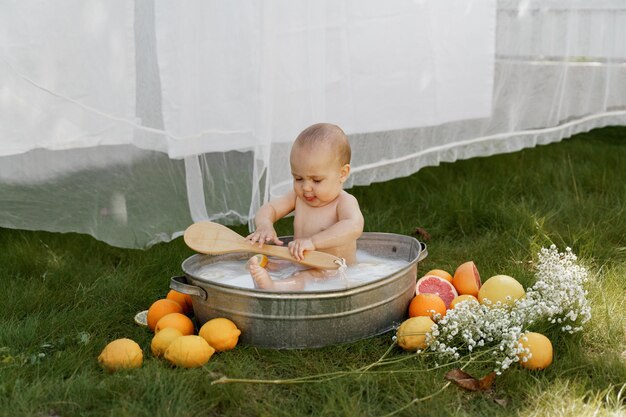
left=336, top=191, right=360, bottom=207
left=339, top=190, right=357, bottom=200
left=335, top=191, right=363, bottom=221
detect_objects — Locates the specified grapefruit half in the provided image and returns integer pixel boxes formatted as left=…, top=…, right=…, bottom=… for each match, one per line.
left=452, top=261, right=482, bottom=297
left=415, top=275, right=458, bottom=308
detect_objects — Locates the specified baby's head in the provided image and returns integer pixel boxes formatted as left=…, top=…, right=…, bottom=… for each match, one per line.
left=292, top=123, right=351, bottom=166
left=290, top=123, right=351, bottom=206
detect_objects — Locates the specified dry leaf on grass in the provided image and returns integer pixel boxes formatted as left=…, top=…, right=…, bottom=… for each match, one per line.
left=444, top=369, right=508, bottom=407
left=444, top=369, right=496, bottom=392
left=413, top=227, right=431, bottom=241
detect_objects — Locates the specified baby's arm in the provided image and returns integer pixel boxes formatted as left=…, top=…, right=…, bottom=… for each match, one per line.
left=289, top=193, right=364, bottom=260
left=312, top=193, right=364, bottom=249
left=246, top=190, right=296, bottom=247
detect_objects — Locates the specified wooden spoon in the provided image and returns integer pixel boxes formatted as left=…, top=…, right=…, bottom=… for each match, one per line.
left=183, top=221, right=343, bottom=270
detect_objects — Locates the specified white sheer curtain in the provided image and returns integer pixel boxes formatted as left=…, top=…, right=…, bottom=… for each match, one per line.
left=1, top=0, right=625, bottom=248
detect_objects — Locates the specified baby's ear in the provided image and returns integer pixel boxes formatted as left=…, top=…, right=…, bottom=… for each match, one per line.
left=339, top=164, right=351, bottom=183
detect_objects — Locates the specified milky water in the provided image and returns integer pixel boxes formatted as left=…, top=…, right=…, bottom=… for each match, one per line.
left=195, top=250, right=410, bottom=291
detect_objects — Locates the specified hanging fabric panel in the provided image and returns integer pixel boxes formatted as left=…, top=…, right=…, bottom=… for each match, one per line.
left=0, top=1, right=624, bottom=248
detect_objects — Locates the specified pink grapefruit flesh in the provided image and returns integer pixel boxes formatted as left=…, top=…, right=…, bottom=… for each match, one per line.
left=415, top=275, right=458, bottom=308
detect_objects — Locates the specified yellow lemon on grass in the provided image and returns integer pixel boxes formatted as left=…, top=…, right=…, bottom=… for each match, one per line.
left=518, top=332, right=553, bottom=370
left=449, top=294, right=479, bottom=309
left=164, top=335, right=215, bottom=368
left=396, top=316, right=436, bottom=351
left=199, top=318, right=242, bottom=352
left=98, top=338, right=143, bottom=372
left=478, top=275, right=525, bottom=307
left=151, top=327, right=183, bottom=358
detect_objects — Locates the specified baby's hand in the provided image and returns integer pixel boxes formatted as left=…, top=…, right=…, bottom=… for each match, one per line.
left=246, top=225, right=283, bottom=248
left=288, top=238, right=315, bottom=261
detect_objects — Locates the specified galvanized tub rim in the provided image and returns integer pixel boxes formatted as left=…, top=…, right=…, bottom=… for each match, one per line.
left=180, top=232, right=425, bottom=298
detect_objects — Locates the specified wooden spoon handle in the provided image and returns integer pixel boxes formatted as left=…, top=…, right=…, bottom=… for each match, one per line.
left=183, top=221, right=343, bottom=270
left=245, top=243, right=343, bottom=270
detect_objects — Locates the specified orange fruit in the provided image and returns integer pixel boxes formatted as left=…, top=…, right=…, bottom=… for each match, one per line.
left=396, top=316, right=436, bottom=351
left=423, top=269, right=453, bottom=283
left=408, top=293, right=447, bottom=320
left=246, top=254, right=269, bottom=269
left=166, top=290, right=193, bottom=315
left=518, top=332, right=553, bottom=370
left=147, top=299, right=183, bottom=331
left=98, top=338, right=143, bottom=372
left=155, top=312, right=195, bottom=335
left=452, top=261, right=482, bottom=297
left=198, top=318, right=242, bottom=352
left=252, top=254, right=268, bottom=268
left=164, top=335, right=215, bottom=368
left=450, top=294, right=479, bottom=309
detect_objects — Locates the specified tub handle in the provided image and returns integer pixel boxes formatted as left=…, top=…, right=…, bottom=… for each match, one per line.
left=417, top=242, right=428, bottom=263
left=170, top=275, right=207, bottom=301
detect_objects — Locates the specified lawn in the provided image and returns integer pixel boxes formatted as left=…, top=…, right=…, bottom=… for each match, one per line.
left=1, top=126, right=625, bottom=417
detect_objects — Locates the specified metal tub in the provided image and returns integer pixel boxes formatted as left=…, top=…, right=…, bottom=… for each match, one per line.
left=170, top=232, right=427, bottom=349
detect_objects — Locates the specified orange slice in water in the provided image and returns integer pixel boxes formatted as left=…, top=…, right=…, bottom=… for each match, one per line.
left=250, top=254, right=268, bottom=268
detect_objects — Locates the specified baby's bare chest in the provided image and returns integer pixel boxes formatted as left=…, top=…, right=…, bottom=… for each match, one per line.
left=293, top=201, right=339, bottom=238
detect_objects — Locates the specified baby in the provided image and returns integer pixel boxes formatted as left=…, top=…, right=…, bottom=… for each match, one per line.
left=246, top=123, right=364, bottom=290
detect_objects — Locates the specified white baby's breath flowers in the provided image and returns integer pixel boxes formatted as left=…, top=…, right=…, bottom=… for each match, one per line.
left=515, top=245, right=591, bottom=333
left=425, top=245, right=591, bottom=373
left=429, top=299, right=525, bottom=373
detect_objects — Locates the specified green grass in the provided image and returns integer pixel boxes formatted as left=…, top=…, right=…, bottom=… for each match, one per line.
left=1, top=126, right=625, bottom=417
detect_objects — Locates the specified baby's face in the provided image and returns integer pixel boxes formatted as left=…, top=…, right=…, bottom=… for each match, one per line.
left=290, top=143, right=349, bottom=207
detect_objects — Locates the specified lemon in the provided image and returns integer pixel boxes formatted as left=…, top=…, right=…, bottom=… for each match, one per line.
left=98, top=338, right=143, bottom=372
left=164, top=335, right=215, bottom=368
left=199, top=318, right=242, bottom=352
left=396, top=316, right=435, bottom=351
left=478, top=275, right=525, bottom=307
left=151, top=327, right=183, bottom=358
left=518, top=332, right=553, bottom=370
